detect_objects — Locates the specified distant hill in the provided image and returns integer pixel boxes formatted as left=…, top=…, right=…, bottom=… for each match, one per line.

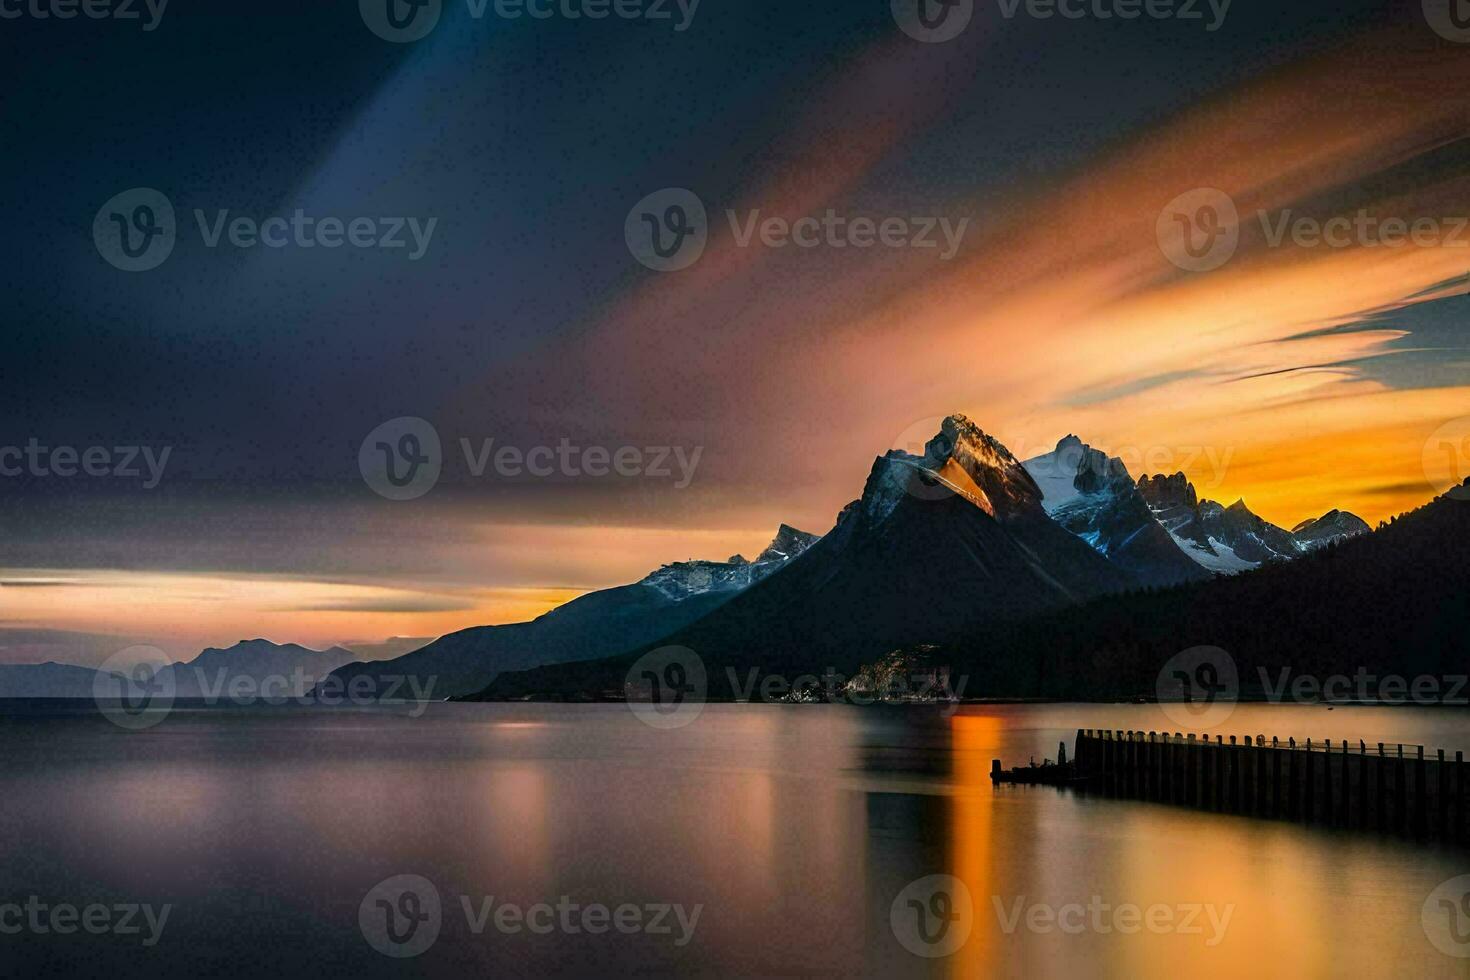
left=164, top=639, right=358, bottom=698
left=0, top=662, right=105, bottom=699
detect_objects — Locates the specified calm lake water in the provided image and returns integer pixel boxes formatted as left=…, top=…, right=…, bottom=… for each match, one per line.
left=2, top=701, right=1469, bottom=978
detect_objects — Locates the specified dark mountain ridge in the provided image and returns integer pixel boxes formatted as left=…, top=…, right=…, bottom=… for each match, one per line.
left=468, top=472, right=1465, bottom=704
left=470, top=416, right=1138, bottom=698
left=322, top=524, right=821, bottom=699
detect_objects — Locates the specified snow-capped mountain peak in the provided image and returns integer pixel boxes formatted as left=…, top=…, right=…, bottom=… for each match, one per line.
left=640, top=525, right=819, bottom=601
left=1022, top=436, right=1210, bottom=586
left=870, top=415, right=1046, bottom=523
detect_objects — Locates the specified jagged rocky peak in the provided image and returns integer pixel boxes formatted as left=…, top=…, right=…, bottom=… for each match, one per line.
left=1034, top=434, right=1134, bottom=489
left=1021, top=434, right=1138, bottom=513
left=875, top=414, right=1044, bottom=520
left=1018, top=437, right=1211, bottom=586
left=1137, top=472, right=1197, bottom=510
left=641, top=524, right=820, bottom=601
left=755, top=524, right=819, bottom=564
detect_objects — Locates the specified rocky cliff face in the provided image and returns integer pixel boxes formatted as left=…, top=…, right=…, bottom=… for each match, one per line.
left=1022, top=437, right=1212, bottom=587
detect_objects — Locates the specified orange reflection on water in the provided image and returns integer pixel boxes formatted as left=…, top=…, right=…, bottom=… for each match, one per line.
left=950, top=713, right=1002, bottom=978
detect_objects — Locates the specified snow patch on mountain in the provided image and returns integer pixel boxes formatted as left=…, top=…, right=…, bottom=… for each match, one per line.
left=1138, top=473, right=1369, bottom=573
left=641, top=524, right=819, bottom=601
left=1022, top=436, right=1211, bottom=586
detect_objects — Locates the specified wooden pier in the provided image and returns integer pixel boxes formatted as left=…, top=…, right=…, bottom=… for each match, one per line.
left=1000, top=729, right=1470, bottom=843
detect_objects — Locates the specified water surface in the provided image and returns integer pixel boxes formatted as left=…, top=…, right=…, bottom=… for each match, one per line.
left=1, top=702, right=1467, bottom=978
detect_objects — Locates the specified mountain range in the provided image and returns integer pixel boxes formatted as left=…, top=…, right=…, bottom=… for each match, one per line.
left=1137, top=471, right=1369, bottom=571
left=3, top=414, right=1404, bottom=704
left=465, top=416, right=1419, bottom=702
left=0, top=640, right=358, bottom=700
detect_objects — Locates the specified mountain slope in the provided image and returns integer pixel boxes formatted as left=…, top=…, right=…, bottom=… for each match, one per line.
left=1023, top=436, right=1212, bottom=587
left=471, top=416, right=1135, bottom=699
left=323, top=525, right=820, bottom=699
left=947, top=478, right=1469, bottom=699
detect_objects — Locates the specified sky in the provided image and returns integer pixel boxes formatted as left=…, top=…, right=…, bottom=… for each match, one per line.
left=2, top=0, right=1468, bottom=664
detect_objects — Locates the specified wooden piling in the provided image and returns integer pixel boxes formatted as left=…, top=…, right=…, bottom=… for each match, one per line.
left=1270, top=738, right=1281, bottom=819
left=1289, top=739, right=1300, bottom=821
left=1416, top=746, right=1427, bottom=840
left=1377, top=743, right=1387, bottom=833
left=1398, top=745, right=1408, bottom=836
left=1458, top=751, right=1466, bottom=843
left=1359, top=742, right=1369, bottom=830
left=1323, top=743, right=1334, bottom=828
